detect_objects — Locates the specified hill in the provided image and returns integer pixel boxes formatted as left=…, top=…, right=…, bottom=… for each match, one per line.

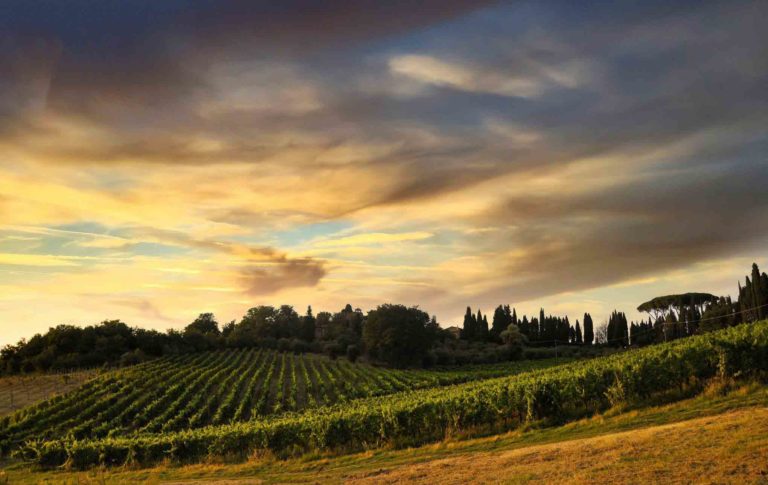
left=2, top=320, right=765, bottom=471
left=0, top=351, right=562, bottom=450
left=0, top=370, right=96, bottom=417
left=3, top=381, right=766, bottom=483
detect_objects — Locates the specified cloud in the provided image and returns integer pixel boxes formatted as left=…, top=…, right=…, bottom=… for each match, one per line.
left=0, top=0, right=767, bottom=339
left=110, top=298, right=173, bottom=323
left=389, top=55, right=545, bottom=98
left=129, top=227, right=330, bottom=295
left=0, top=252, right=79, bottom=267
left=466, top=156, right=768, bottom=305
left=0, top=1, right=496, bottom=126
left=313, top=231, right=434, bottom=248
left=241, top=258, right=327, bottom=295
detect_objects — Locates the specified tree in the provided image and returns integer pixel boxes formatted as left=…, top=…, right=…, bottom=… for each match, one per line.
left=274, top=305, right=300, bottom=339
left=183, top=314, right=221, bottom=351
left=346, top=344, right=360, bottom=363
left=557, top=316, right=570, bottom=343
left=491, top=305, right=510, bottom=342
left=221, top=320, right=236, bottom=338
left=575, top=320, right=583, bottom=344
left=479, top=313, right=490, bottom=341
left=315, top=311, right=332, bottom=340
left=327, top=304, right=364, bottom=347
left=474, top=309, right=488, bottom=341
left=700, top=296, right=740, bottom=332
left=300, top=306, right=316, bottom=342
left=595, top=322, right=608, bottom=344
left=606, top=310, right=628, bottom=347
left=499, top=324, right=527, bottom=360
left=637, top=293, right=717, bottom=337
left=739, top=263, right=768, bottom=322
left=518, top=315, right=531, bottom=341
left=229, top=306, right=277, bottom=346
left=461, top=307, right=476, bottom=340
left=362, top=304, right=434, bottom=367
left=663, top=310, right=680, bottom=341
left=583, top=313, right=594, bottom=345
left=185, top=313, right=220, bottom=336
left=426, top=315, right=442, bottom=343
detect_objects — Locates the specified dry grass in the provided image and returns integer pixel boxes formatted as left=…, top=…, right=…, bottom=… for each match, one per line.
left=0, top=370, right=97, bottom=416
left=352, top=407, right=768, bottom=484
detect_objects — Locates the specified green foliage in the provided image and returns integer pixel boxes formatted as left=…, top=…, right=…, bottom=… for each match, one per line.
left=363, top=304, right=435, bottom=367
left=583, top=313, right=594, bottom=345
left=637, top=293, right=719, bottom=315
left=0, top=350, right=556, bottom=458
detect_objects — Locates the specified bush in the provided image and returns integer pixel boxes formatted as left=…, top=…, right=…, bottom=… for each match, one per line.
left=346, top=345, right=360, bottom=363
left=276, top=338, right=291, bottom=352
left=323, top=342, right=343, bottom=360
left=289, top=339, right=309, bottom=354
left=119, top=349, right=148, bottom=367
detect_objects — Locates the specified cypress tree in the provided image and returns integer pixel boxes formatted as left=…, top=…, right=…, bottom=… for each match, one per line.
left=575, top=320, right=583, bottom=344
left=752, top=263, right=765, bottom=320
left=491, top=305, right=507, bottom=341
left=461, top=307, right=474, bottom=340
left=520, top=315, right=530, bottom=340
left=476, top=310, right=484, bottom=341
left=481, top=314, right=490, bottom=341
left=583, top=313, right=594, bottom=345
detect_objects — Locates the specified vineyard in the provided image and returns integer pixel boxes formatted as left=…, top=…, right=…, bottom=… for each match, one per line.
left=0, top=349, right=561, bottom=457
left=4, top=320, right=764, bottom=470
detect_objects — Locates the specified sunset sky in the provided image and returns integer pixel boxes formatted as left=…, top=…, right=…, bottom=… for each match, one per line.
left=1, top=1, right=767, bottom=345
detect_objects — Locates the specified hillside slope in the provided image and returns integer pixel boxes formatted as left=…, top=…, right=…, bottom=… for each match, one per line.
left=0, top=370, right=97, bottom=417
left=4, top=383, right=766, bottom=484
left=14, top=320, right=765, bottom=471
left=354, top=406, right=768, bottom=484
left=0, top=350, right=563, bottom=449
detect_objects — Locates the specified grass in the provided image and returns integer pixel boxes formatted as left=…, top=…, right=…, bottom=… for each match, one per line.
left=3, top=380, right=766, bottom=484
left=0, top=370, right=97, bottom=417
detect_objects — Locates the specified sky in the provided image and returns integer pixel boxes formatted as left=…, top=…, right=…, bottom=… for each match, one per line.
left=1, top=0, right=767, bottom=345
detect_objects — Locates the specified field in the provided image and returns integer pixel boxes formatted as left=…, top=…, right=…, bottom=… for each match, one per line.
left=0, top=370, right=97, bottom=417
left=3, top=381, right=767, bottom=483
left=0, top=350, right=562, bottom=452
left=1, top=321, right=767, bottom=479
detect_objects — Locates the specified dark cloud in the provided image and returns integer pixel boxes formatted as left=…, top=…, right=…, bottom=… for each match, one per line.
left=109, top=298, right=174, bottom=323
left=241, top=258, right=327, bottom=296
left=0, top=0, right=496, bottom=123
left=129, top=227, right=328, bottom=294
left=470, top=156, right=768, bottom=305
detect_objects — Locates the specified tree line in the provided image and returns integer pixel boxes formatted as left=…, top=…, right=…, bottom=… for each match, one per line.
left=0, top=304, right=445, bottom=374
left=461, top=305, right=596, bottom=346
left=1, top=262, right=765, bottom=374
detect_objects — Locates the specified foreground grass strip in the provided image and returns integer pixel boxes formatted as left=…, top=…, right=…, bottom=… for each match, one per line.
left=17, top=321, right=768, bottom=469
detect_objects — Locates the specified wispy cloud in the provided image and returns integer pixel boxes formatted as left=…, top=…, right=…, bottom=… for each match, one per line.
left=313, top=231, right=434, bottom=248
